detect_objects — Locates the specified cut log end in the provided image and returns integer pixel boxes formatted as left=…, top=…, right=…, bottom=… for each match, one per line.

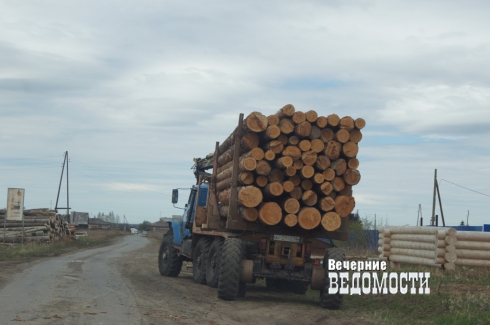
left=298, top=207, right=322, bottom=230
left=322, top=212, right=341, bottom=231
left=259, top=202, right=282, bottom=226
left=334, top=196, right=355, bottom=217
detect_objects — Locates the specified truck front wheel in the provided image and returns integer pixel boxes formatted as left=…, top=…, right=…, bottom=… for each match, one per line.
left=158, top=231, right=182, bottom=277
left=319, top=247, right=345, bottom=309
left=217, top=238, right=243, bottom=300
left=206, top=237, right=224, bottom=288
left=193, top=237, right=212, bottom=284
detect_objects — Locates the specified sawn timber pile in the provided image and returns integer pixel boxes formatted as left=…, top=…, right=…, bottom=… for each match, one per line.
left=212, top=104, right=363, bottom=232
left=1, top=209, right=68, bottom=243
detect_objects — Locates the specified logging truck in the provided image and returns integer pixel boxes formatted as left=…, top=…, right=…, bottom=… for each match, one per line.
left=158, top=106, right=363, bottom=309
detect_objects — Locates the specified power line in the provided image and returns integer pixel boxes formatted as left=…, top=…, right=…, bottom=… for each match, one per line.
left=439, top=179, right=490, bottom=198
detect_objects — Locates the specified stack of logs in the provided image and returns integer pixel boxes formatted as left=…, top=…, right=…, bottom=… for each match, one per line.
left=0, top=209, right=68, bottom=243
left=214, top=104, right=363, bottom=232
left=378, top=226, right=457, bottom=270
left=454, top=231, right=490, bottom=268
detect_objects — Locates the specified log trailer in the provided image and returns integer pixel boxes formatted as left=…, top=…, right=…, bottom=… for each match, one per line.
left=158, top=108, right=362, bottom=309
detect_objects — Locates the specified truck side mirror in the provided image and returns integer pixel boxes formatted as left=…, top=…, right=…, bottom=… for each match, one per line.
left=172, top=189, right=178, bottom=204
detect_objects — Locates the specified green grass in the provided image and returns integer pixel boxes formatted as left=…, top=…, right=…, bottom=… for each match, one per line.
left=0, top=230, right=127, bottom=261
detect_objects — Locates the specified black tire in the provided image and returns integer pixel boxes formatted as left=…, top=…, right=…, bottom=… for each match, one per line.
left=238, top=281, right=247, bottom=298
left=319, top=247, right=345, bottom=309
left=193, top=237, right=212, bottom=284
left=206, top=237, right=224, bottom=288
left=291, top=281, right=309, bottom=295
left=158, top=231, right=183, bottom=277
left=217, top=238, right=243, bottom=300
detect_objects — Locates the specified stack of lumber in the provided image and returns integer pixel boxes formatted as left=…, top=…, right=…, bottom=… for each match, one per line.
left=214, top=104, right=363, bottom=232
left=0, top=209, right=68, bottom=243
left=454, top=231, right=490, bottom=267
left=378, top=226, right=457, bottom=270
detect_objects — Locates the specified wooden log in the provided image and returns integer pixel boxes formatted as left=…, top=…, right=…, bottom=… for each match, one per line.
left=327, top=114, right=340, bottom=127
left=301, top=179, right=313, bottom=190
left=288, top=135, right=299, bottom=145
left=455, top=241, right=490, bottom=250
left=258, top=202, right=282, bottom=226
left=355, top=118, right=366, bottom=130
left=283, top=146, right=302, bottom=161
left=218, top=130, right=260, bottom=155
left=301, top=150, right=317, bottom=166
left=0, top=218, right=49, bottom=223
left=255, top=175, right=268, bottom=187
left=239, top=157, right=257, bottom=172
left=390, top=248, right=438, bottom=260
left=321, top=212, right=341, bottom=231
left=275, top=104, right=295, bottom=119
left=265, top=125, right=281, bottom=140
left=283, top=214, right=298, bottom=227
left=347, top=158, right=359, bottom=169
left=275, top=156, right=293, bottom=168
left=315, top=155, right=330, bottom=170
left=298, top=140, right=311, bottom=151
left=339, top=116, right=355, bottom=131
left=267, top=169, right=285, bottom=183
left=344, top=169, right=361, bottom=186
left=282, top=198, right=300, bottom=214
left=289, top=175, right=301, bottom=186
left=256, top=160, right=272, bottom=175
left=264, top=150, right=276, bottom=161
left=325, top=141, right=342, bottom=160
left=239, top=207, right=259, bottom=222
left=444, top=251, right=457, bottom=263
left=334, top=129, right=350, bottom=143
left=335, top=196, right=355, bottom=217
left=322, top=168, right=336, bottom=181
left=309, top=126, right=321, bottom=140
left=295, top=121, right=312, bottom=138
left=282, top=181, right=295, bottom=193
left=279, top=118, right=295, bottom=134
left=389, top=255, right=440, bottom=267
left=445, top=236, right=457, bottom=245
left=379, top=226, right=455, bottom=235
left=267, top=115, right=280, bottom=126
left=217, top=160, right=234, bottom=175
left=390, top=234, right=437, bottom=243
left=318, top=196, right=335, bottom=212
left=285, top=166, right=297, bottom=176
left=292, top=111, right=306, bottom=124
left=241, top=148, right=265, bottom=161
left=264, top=182, right=284, bottom=197
left=277, top=134, right=288, bottom=145
left=218, top=146, right=234, bottom=166
left=219, top=186, right=263, bottom=208
left=342, top=142, right=359, bottom=158
left=316, top=116, right=328, bottom=128
left=290, top=186, right=303, bottom=200
left=312, top=173, right=324, bottom=184
left=340, top=186, right=352, bottom=196
left=317, top=182, right=333, bottom=196
left=297, top=207, right=322, bottom=230
left=3, top=223, right=49, bottom=227
left=331, top=159, right=347, bottom=176
left=455, top=249, right=490, bottom=260
left=293, top=160, right=304, bottom=170
left=320, top=128, right=334, bottom=143
left=264, top=140, right=284, bottom=154
left=389, top=240, right=436, bottom=250
left=310, top=139, right=325, bottom=153
left=456, top=232, right=490, bottom=242
left=331, top=177, right=345, bottom=192
left=305, top=110, right=318, bottom=123
left=349, top=129, right=363, bottom=143
left=454, top=259, right=490, bottom=267
left=300, top=165, right=315, bottom=179
left=244, top=111, right=268, bottom=132
left=302, top=190, right=318, bottom=206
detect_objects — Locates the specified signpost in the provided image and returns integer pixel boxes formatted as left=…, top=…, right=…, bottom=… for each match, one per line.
left=4, top=188, right=25, bottom=244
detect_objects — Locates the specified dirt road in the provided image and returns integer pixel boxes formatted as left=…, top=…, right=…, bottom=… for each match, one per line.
left=0, top=235, right=362, bottom=325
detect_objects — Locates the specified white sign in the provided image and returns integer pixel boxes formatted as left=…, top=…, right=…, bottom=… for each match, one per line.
left=6, top=188, right=25, bottom=221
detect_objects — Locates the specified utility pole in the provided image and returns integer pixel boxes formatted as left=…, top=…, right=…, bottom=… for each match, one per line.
left=55, top=151, right=70, bottom=221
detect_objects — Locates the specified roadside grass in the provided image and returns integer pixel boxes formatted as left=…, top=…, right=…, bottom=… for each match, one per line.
left=0, top=230, right=127, bottom=261
left=146, top=231, right=165, bottom=241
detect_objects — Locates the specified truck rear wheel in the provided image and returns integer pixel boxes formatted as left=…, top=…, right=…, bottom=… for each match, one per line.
left=158, top=231, right=183, bottom=277
left=319, top=247, right=345, bottom=309
left=206, top=237, right=224, bottom=288
left=193, top=237, right=212, bottom=284
left=217, top=238, right=243, bottom=300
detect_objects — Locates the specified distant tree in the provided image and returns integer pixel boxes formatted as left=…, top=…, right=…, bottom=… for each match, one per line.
left=348, top=211, right=361, bottom=224
left=460, top=220, right=465, bottom=226
left=115, top=214, right=121, bottom=224
left=138, top=220, right=152, bottom=231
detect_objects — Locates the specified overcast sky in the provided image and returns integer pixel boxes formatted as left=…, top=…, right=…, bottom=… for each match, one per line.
left=1, top=1, right=489, bottom=227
